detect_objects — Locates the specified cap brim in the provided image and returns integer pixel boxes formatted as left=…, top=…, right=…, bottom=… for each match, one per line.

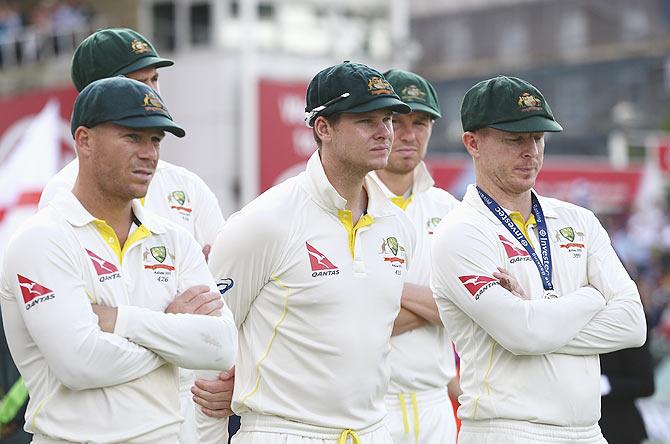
left=112, top=115, right=186, bottom=138
left=406, top=102, right=441, bottom=119
left=345, top=97, right=411, bottom=115
left=118, top=56, right=175, bottom=76
left=490, top=115, right=563, bottom=133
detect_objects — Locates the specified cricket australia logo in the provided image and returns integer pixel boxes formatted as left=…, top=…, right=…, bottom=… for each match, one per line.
left=306, top=242, right=339, bottom=277
left=379, top=236, right=407, bottom=275
left=426, top=217, right=441, bottom=235
left=143, top=246, right=176, bottom=283
left=167, top=190, right=193, bottom=219
left=556, top=226, right=585, bottom=258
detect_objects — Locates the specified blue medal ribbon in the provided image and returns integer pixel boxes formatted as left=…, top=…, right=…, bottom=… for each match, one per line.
left=477, top=186, right=554, bottom=291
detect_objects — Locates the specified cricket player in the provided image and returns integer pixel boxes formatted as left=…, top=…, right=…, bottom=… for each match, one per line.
left=0, top=77, right=237, bottom=443
left=36, top=28, right=227, bottom=442
left=201, top=61, right=417, bottom=443
left=431, top=75, right=646, bottom=443
left=39, top=28, right=225, bottom=253
left=370, top=69, right=459, bottom=444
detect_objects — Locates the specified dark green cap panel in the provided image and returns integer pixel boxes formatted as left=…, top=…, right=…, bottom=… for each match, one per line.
left=71, top=77, right=185, bottom=138
left=383, top=69, right=441, bottom=119
left=71, top=28, right=174, bottom=92
left=461, top=75, right=562, bottom=133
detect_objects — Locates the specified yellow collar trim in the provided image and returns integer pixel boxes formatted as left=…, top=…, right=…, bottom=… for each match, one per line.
left=508, top=212, right=537, bottom=249
left=338, top=210, right=374, bottom=259
left=391, top=195, right=413, bottom=211
left=93, top=219, right=151, bottom=264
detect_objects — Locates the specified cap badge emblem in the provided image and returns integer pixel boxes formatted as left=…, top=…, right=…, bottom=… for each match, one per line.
left=401, top=85, right=426, bottom=101
left=368, top=76, right=393, bottom=95
left=131, top=39, right=150, bottom=54
left=517, top=92, right=542, bottom=112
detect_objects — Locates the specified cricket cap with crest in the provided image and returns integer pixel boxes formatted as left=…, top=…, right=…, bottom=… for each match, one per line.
left=71, top=76, right=185, bottom=138
left=71, top=28, right=174, bottom=92
left=461, top=75, right=562, bottom=133
left=305, top=61, right=410, bottom=127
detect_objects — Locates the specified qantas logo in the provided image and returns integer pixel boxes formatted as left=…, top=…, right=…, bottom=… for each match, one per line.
left=86, top=249, right=121, bottom=282
left=459, top=275, right=498, bottom=300
left=17, top=275, right=55, bottom=309
left=499, top=235, right=531, bottom=263
left=306, top=242, right=339, bottom=277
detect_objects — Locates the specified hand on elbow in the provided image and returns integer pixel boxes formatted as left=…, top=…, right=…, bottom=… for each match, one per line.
left=91, top=304, right=118, bottom=332
left=165, top=285, right=223, bottom=316
left=192, top=367, right=235, bottom=418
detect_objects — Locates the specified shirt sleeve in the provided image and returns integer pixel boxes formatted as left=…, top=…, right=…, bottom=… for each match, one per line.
left=113, top=228, right=237, bottom=371
left=431, top=216, right=606, bottom=356
left=0, top=225, right=165, bottom=391
left=191, top=174, right=226, bottom=248
left=555, top=212, right=646, bottom=355
left=208, top=208, right=283, bottom=328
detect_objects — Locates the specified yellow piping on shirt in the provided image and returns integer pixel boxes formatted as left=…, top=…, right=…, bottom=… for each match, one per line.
left=337, top=211, right=374, bottom=259
left=30, top=394, right=51, bottom=431
left=473, top=341, right=496, bottom=419
left=239, top=276, right=290, bottom=405
left=338, top=429, right=362, bottom=444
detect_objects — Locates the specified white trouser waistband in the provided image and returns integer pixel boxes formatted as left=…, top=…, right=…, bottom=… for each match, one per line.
left=240, top=413, right=385, bottom=439
left=384, top=386, right=448, bottom=409
left=461, top=419, right=604, bottom=442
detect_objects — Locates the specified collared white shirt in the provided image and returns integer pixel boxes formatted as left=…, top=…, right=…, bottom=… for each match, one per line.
left=207, top=151, right=416, bottom=433
left=0, top=191, right=237, bottom=443
left=370, top=163, right=459, bottom=393
left=39, top=158, right=224, bottom=248
left=431, top=185, right=645, bottom=427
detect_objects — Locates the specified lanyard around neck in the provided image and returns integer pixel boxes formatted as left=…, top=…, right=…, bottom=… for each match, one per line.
left=476, top=186, right=554, bottom=291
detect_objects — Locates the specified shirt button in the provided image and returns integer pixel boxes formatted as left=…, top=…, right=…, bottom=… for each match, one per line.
left=108, top=237, right=114, bottom=243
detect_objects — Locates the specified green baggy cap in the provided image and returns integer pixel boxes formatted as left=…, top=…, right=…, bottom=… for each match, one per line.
left=71, top=76, right=185, bottom=138
left=461, top=75, right=563, bottom=133
left=383, top=69, right=441, bottom=119
left=71, top=28, right=174, bottom=92
left=305, top=61, right=410, bottom=127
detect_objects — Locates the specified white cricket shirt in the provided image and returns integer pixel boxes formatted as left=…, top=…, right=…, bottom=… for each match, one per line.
left=0, top=191, right=237, bottom=443
left=431, top=185, right=646, bottom=427
left=370, top=163, right=459, bottom=393
left=208, top=151, right=416, bottom=432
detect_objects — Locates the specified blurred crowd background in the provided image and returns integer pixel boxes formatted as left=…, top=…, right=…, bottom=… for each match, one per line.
left=1, top=0, right=670, bottom=442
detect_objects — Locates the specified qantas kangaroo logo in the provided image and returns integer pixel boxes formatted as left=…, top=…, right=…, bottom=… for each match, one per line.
left=86, top=250, right=119, bottom=275
left=86, top=249, right=121, bottom=282
left=306, top=242, right=339, bottom=277
left=17, top=275, right=55, bottom=309
left=458, top=275, right=498, bottom=300
left=499, top=235, right=531, bottom=262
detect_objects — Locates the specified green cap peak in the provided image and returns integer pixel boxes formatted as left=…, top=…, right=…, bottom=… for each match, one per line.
left=71, top=76, right=185, bottom=138
left=383, top=69, right=441, bottom=119
left=305, top=61, right=410, bottom=127
left=461, top=75, right=562, bottom=133
left=71, top=28, right=174, bottom=92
